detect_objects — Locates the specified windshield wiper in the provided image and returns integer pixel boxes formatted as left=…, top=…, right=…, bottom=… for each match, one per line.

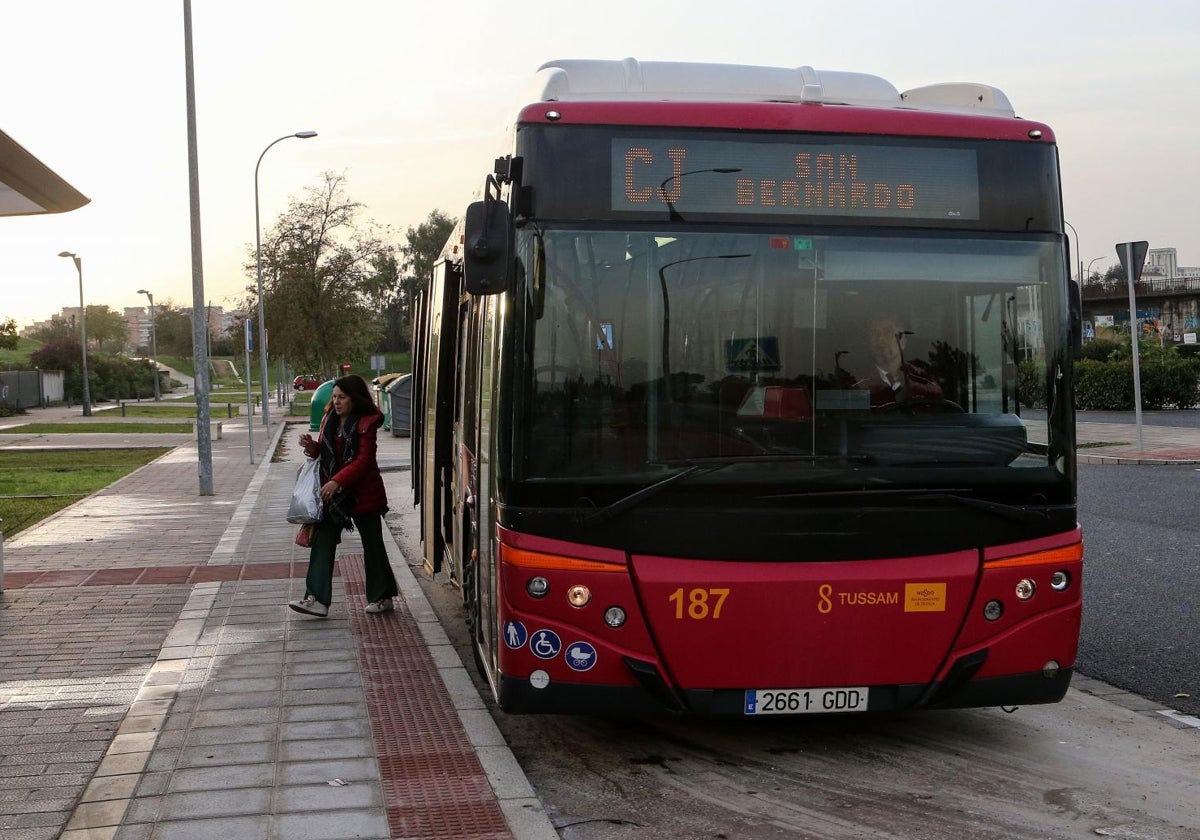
left=916, top=492, right=1055, bottom=523
left=576, top=454, right=868, bottom=527
left=576, top=464, right=716, bottom=527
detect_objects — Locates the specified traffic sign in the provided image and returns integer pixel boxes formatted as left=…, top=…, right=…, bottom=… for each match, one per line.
left=1116, top=241, right=1149, bottom=283
left=1116, top=240, right=1149, bottom=452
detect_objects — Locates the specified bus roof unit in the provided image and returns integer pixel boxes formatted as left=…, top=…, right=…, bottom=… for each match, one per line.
left=532, top=58, right=1015, bottom=118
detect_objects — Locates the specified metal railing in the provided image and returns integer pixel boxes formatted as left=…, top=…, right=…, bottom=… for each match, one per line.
left=1083, top=276, right=1200, bottom=300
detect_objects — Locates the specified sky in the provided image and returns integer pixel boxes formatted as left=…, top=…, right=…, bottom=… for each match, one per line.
left=3, top=0, right=1199, bottom=329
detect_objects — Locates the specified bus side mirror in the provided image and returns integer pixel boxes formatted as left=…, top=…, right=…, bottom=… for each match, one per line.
left=463, top=194, right=512, bottom=295
left=1068, top=279, right=1082, bottom=351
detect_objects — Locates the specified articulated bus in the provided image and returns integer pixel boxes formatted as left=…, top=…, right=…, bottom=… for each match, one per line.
left=412, top=59, right=1083, bottom=717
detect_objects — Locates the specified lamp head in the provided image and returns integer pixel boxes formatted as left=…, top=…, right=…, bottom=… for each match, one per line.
left=58, top=251, right=75, bottom=258
left=295, top=131, right=318, bottom=139
left=137, top=288, right=149, bottom=295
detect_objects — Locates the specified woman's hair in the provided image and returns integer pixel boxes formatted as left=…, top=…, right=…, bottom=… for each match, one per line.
left=331, top=374, right=375, bottom=415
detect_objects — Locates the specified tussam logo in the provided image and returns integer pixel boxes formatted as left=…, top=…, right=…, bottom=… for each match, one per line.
left=817, top=584, right=900, bottom=614
left=818, top=582, right=947, bottom=613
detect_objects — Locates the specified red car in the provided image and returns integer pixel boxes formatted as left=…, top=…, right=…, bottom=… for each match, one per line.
left=292, top=374, right=326, bottom=391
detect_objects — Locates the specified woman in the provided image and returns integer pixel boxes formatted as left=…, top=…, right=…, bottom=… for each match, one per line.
left=288, top=374, right=398, bottom=617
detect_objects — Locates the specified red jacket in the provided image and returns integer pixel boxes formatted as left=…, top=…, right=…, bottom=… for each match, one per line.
left=307, top=408, right=389, bottom=515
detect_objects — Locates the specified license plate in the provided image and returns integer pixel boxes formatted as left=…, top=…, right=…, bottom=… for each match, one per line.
left=745, top=687, right=869, bottom=715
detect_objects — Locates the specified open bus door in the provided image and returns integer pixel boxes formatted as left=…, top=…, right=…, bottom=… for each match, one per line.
left=419, top=258, right=462, bottom=575
left=409, top=287, right=427, bottom=497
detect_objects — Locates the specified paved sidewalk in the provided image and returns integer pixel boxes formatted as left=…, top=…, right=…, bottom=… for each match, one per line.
left=0, top=407, right=556, bottom=840
left=1073, top=415, right=1200, bottom=464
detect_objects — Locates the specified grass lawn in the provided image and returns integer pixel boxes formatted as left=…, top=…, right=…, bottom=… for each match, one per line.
left=0, top=422, right=194, bottom=434
left=115, top=405, right=241, bottom=418
left=0, top=337, right=43, bottom=368
left=0, top=448, right=169, bottom=537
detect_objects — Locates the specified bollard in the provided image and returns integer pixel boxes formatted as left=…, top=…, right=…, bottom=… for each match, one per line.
left=121, top=402, right=127, bottom=417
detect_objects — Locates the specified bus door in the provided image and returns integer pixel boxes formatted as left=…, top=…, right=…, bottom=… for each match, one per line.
left=410, top=286, right=428, bottom=497
left=451, top=297, right=482, bottom=597
left=420, top=259, right=461, bottom=575
left=473, top=292, right=501, bottom=679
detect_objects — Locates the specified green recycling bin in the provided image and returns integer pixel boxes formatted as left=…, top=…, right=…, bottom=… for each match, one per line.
left=309, top=379, right=334, bottom=432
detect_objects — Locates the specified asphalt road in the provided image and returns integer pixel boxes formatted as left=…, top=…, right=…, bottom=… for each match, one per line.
left=1075, top=461, right=1200, bottom=717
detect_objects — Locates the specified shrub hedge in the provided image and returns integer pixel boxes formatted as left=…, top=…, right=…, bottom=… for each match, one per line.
left=1019, top=353, right=1200, bottom=410
left=28, top=341, right=159, bottom=403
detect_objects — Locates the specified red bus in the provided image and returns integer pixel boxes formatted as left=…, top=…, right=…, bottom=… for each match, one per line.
left=412, top=59, right=1083, bottom=716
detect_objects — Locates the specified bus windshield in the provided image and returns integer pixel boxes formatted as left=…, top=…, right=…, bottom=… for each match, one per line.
left=519, top=228, right=1067, bottom=484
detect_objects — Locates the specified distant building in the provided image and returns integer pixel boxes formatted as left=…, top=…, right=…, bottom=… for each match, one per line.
left=1148, top=248, right=1179, bottom=278
left=122, top=304, right=236, bottom=353
left=125, top=307, right=150, bottom=351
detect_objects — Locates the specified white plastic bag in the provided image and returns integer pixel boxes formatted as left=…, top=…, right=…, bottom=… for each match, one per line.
left=286, top=458, right=323, bottom=524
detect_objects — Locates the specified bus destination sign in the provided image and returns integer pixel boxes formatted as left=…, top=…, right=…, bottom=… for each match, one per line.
left=612, top=138, right=980, bottom=221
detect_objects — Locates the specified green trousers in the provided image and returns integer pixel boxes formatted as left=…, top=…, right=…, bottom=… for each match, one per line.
left=304, top=511, right=398, bottom=607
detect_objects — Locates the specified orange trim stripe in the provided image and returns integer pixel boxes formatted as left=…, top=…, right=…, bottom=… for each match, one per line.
left=983, top=542, right=1083, bottom=570
left=500, top=545, right=627, bottom=573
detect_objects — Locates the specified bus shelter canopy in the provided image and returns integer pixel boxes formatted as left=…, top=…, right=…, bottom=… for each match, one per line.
left=0, top=128, right=89, bottom=216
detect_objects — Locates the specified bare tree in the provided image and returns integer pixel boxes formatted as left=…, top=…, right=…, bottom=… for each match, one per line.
left=247, top=172, right=394, bottom=375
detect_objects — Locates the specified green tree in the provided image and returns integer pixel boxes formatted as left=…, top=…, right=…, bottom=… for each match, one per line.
left=85, top=305, right=128, bottom=353
left=149, top=302, right=196, bottom=358
left=28, top=315, right=76, bottom=345
left=388, top=209, right=456, bottom=351
left=248, top=171, right=394, bottom=374
left=0, top=317, right=18, bottom=350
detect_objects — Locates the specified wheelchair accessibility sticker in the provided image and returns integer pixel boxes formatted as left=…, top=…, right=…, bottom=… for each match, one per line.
left=530, top=629, right=562, bottom=660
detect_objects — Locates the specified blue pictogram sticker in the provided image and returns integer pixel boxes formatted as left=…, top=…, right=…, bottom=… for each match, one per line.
left=502, top=620, right=528, bottom=650
left=564, top=641, right=597, bottom=672
left=530, top=629, right=562, bottom=660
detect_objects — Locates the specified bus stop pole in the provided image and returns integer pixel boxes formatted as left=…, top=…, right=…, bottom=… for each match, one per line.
left=245, top=318, right=256, bottom=464
left=1124, top=242, right=1145, bottom=452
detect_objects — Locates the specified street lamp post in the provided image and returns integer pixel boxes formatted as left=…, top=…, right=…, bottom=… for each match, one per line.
left=658, top=167, right=741, bottom=221
left=137, top=289, right=160, bottom=400
left=1086, top=256, right=1104, bottom=285
left=255, top=131, right=318, bottom=427
left=1063, top=220, right=1083, bottom=287
left=57, top=251, right=91, bottom=416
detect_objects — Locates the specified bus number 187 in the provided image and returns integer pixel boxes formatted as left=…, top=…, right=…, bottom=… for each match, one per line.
left=668, top=587, right=729, bottom=620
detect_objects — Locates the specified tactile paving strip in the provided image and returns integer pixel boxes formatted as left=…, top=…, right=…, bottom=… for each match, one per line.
left=341, top=553, right=515, bottom=839
left=1, top=561, right=319, bottom=588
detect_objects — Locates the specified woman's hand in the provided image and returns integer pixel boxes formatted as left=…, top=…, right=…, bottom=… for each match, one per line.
left=319, top=479, right=341, bottom=502
left=299, top=433, right=318, bottom=457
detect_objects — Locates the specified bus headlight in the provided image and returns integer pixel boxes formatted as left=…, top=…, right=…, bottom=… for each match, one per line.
left=983, top=600, right=1003, bottom=621
left=1015, top=579, right=1036, bottom=601
left=1050, top=571, right=1070, bottom=591
left=567, top=584, right=591, bottom=607
left=526, top=577, right=550, bottom=598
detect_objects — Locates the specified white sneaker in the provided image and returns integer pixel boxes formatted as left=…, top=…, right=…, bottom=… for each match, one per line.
left=364, top=598, right=394, bottom=614
left=288, top=596, right=328, bottom=617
